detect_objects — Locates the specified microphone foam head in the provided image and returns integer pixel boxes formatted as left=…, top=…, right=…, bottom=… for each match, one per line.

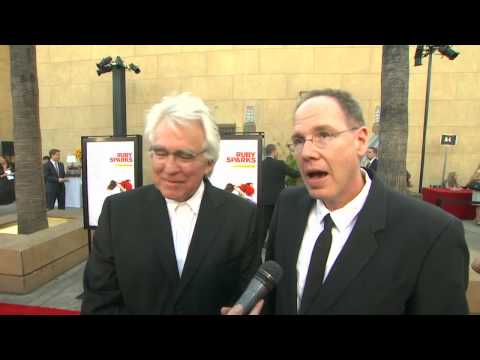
left=257, top=260, right=283, bottom=288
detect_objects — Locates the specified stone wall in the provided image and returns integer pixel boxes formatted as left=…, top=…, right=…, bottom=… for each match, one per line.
left=1, top=45, right=479, bottom=187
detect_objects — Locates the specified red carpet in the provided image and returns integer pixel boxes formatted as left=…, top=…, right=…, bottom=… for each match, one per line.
left=0, top=302, right=80, bottom=315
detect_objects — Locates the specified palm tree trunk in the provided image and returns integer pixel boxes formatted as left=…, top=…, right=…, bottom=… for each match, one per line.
left=378, top=45, right=410, bottom=193
left=10, top=45, right=48, bottom=234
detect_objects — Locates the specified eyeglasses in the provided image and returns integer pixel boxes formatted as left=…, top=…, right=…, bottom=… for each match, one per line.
left=291, top=127, right=359, bottom=152
left=149, top=146, right=208, bottom=164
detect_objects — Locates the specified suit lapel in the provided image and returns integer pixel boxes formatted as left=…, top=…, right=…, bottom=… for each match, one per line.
left=145, top=186, right=180, bottom=283
left=174, top=180, right=224, bottom=300
left=284, top=189, right=315, bottom=314
left=301, top=173, right=387, bottom=314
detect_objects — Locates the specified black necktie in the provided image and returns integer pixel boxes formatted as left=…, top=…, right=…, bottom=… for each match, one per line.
left=300, top=213, right=334, bottom=313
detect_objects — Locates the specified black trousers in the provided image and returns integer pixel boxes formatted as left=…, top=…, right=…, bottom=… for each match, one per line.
left=46, top=184, right=65, bottom=209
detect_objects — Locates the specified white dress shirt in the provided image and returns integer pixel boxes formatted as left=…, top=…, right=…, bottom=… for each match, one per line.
left=296, top=169, right=372, bottom=310
left=165, top=181, right=205, bottom=277
left=50, top=159, right=59, bottom=174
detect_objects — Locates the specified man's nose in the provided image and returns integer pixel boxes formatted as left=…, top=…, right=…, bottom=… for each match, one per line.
left=163, top=154, right=180, bottom=172
left=301, top=138, right=320, bottom=159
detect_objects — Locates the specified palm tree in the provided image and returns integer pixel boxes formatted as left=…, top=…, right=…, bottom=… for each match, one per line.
left=377, top=45, right=410, bottom=193
left=10, top=45, right=48, bottom=234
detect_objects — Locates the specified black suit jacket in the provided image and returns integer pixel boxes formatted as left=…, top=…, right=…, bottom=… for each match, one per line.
left=81, top=179, right=261, bottom=314
left=366, top=158, right=378, bottom=172
left=262, top=157, right=300, bottom=205
left=265, top=170, right=469, bottom=314
left=43, top=160, right=65, bottom=193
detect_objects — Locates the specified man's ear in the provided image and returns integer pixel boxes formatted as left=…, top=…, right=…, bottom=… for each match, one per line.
left=356, top=126, right=369, bottom=157
left=204, top=160, right=215, bottom=177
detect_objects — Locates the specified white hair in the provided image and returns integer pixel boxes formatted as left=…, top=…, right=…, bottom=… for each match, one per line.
left=144, top=92, right=220, bottom=163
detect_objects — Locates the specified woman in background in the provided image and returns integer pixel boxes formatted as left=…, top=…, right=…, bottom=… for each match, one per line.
left=0, top=155, right=15, bottom=205
left=0, top=155, right=14, bottom=180
left=445, top=171, right=459, bottom=189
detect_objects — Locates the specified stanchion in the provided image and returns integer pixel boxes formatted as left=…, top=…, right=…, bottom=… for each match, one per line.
left=441, top=146, right=448, bottom=187
left=87, top=228, right=92, bottom=254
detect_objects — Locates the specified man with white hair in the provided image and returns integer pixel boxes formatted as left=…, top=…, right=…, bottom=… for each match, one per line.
left=81, top=93, right=262, bottom=314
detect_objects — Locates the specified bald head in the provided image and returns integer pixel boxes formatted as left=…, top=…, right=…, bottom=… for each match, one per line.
left=295, top=89, right=365, bottom=128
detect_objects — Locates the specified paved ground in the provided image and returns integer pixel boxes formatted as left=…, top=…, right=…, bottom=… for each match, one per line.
left=0, top=201, right=479, bottom=312
left=0, top=261, right=85, bottom=311
left=0, top=202, right=16, bottom=217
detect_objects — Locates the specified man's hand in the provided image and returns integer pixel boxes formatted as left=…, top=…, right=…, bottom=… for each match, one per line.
left=220, top=299, right=264, bottom=315
left=472, top=258, right=480, bottom=274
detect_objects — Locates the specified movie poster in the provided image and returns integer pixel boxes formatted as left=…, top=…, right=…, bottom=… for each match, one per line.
left=83, top=138, right=139, bottom=228
left=210, top=137, right=261, bottom=204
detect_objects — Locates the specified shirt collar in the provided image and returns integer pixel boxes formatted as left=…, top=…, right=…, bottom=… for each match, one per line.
left=165, top=180, right=205, bottom=215
left=315, top=168, right=372, bottom=231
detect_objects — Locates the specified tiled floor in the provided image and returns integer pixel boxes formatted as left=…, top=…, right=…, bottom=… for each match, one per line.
left=0, top=202, right=16, bottom=217
left=0, top=202, right=479, bottom=313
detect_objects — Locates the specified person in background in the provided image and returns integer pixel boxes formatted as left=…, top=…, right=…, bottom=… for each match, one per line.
left=43, top=148, right=66, bottom=210
left=285, top=143, right=302, bottom=186
left=445, top=171, right=459, bottom=189
left=262, top=143, right=300, bottom=244
left=42, top=156, right=51, bottom=203
left=81, top=93, right=261, bottom=314
left=365, top=146, right=378, bottom=172
left=0, top=155, right=15, bottom=205
left=0, top=155, right=14, bottom=180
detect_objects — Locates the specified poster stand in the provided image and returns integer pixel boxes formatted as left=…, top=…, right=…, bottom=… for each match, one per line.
left=209, top=132, right=264, bottom=206
left=81, top=135, right=143, bottom=239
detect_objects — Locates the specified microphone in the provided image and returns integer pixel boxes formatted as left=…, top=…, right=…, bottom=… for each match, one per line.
left=234, top=260, right=283, bottom=314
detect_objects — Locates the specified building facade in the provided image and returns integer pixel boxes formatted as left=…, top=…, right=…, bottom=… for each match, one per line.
left=0, top=45, right=479, bottom=187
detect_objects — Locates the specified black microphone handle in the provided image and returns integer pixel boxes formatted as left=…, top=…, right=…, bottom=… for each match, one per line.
left=235, top=276, right=269, bottom=314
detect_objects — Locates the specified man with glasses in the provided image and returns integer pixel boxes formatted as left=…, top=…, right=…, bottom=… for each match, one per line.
left=260, top=89, right=469, bottom=314
left=81, top=93, right=261, bottom=314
